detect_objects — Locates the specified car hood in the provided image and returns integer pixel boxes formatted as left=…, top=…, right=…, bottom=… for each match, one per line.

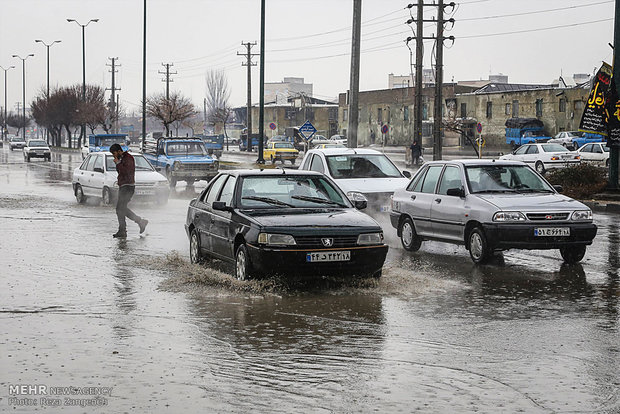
left=334, top=177, right=410, bottom=194
left=243, top=208, right=382, bottom=233
left=166, top=154, right=215, bottom=162
left=474, top=193, right=589, bottom=211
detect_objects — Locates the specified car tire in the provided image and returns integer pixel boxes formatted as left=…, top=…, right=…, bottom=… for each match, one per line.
left=102, top=187, right=113, bottom=206
left=606, top=159, right=610, bottom=167
left=535, top=161, right=545, bottom=175
left=371, top=269, right=382, bottom=279
left=166, top=167, right=177, bottom=188
left=75, top=184, right=87, bottom=204
left=290, top=158, right=296, bottom=165
left=559, top=245, right=586, bottom=264
left=399, top=217, right=422, bottom=252
left=270, top=155, right=275, bottom=164
left=235, top=244, right=253, bottom=281
left=468, top=227, right=492, bottom=264
left=189, top=229, right=205, bottom=264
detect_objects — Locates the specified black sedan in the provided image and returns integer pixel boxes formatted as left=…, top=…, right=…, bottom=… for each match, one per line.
left=185, top=169, right=388, bottom=280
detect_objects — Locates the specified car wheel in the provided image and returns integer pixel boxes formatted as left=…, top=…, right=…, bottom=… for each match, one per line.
left=270, top=155, right=275, bottom=164
left=468, top=227, right=492, bottom=264
left=102, top=187, right=113, bottom=206
left=166, top=167, right=177, bottom=188
left=371, top=269, right=382, bottom=279
left=399, top=217, right=422, bottom=252
left=235, top=244, right=253, bottom=281
left=535, top=161, right=545, bottom=174
left=559, top=245, right=586, bottom=264
left=290, top=158, right=296, bottom=165
left=26, top=155, right=30, bottom=162
left=189, top=229, right=205, bottom=264
left=606, top=158, right=610, bottom=167
left=75, top=184, right=86, bottom=204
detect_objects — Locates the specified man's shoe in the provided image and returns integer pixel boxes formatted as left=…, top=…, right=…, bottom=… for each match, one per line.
left=139, top=219, right=148, bottom=234
left=113, top=231, right=127, bottom=238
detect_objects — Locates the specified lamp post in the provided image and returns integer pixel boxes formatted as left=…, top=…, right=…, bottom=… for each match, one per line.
left=11, top=54, right=34, bottom=140
left=0, top=65, right=15, bottom=141
left=35, top=39, right=61, bottom=144
left=67, top=18, right=98, bottom=147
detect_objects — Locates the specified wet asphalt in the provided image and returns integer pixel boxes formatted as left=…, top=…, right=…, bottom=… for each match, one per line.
left=0, top=147, right=618, bottom=413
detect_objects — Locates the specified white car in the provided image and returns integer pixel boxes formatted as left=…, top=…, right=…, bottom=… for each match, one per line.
left=299, top=148, right=411, bottom=212
left=330, top=134, right=348, bottom=145
left=72, top=152, right=170, bottom=205
left=23, top=139, right=51, bottom=161
left=547, top=131, right=583, bottom=149
left=499, top=143, right=580, bottom=174
left=577, top=142, right=610, bottom=167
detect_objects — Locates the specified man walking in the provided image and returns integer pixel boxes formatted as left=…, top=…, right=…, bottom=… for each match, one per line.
left=410, top=140, right=422, bottom=166
left=110, top=143, right=148, bottom=238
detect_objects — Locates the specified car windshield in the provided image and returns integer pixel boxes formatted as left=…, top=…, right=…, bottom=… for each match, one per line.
left=96, top=137, right=124, bottom=147
left=274, top=143, right=294, bottom=149
left=465, top=165, right=555, bottom=193
left=12, top=137, right=25, bottom=142
left=325, top=154, right=402, bottom=178
left=604, top=145, right=610, bottom=152
left=541, top=143, right=569, bottom=152
left=239, top=175, right=351, bottom=209
left=106, top=154, right=154, bottom=171
left=567, top=132, right=584, bottom=138
left=28, top=140, right=47, bottom=147
left=166, top=142, right=207, bottom=156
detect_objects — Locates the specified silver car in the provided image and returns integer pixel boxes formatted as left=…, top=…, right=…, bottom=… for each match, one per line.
left=390, top=160, right=597, bottom=264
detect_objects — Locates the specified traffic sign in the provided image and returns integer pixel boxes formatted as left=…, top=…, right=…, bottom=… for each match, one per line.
left=381, top=124, right=389, bottom=134
left=476, top=123, right=482, bottom=134
left=269, top=122, right=276, bottom=130
left=476, top=137, right=486, bottom=147
left=299, top=120, right=317, bottom=141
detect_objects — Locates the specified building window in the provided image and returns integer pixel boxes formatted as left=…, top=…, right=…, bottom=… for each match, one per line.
left=378, top=108, right=383, bottom=123
left=328, top=108, right=338, bottom=121
left=486, top=101, right=492, bottom=119
left=505, top=103, right=511, bottom=115
left=342, top=109, right=348, bottom=122
left=422, top=104, right=429, bottom=120
left=574, top=100, right=584, bottom=111
left=512, top=100, right=519, bottom=117
left=404, top=106, right=409, bottom=121
left=535, top=99, right=543, bottom=118
left=559, top=98, right=566, bottom=112
left=460, top=103, right=467, bottom=118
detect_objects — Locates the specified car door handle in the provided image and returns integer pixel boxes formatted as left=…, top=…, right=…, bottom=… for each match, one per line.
left=210, top=217, right=215, bottom=224
left=410, top=195, right=416, bottom=200
left=435, top=198, right=441, bottom=203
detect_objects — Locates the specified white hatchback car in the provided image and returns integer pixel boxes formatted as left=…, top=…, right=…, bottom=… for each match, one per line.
left=576, top=142, right=609, bottom=167
left=72, top=152, right=170, bottom=205
left=23, top=139, right=51, bottom=161
left=499, top=143, right=580, bottom=174
left=299, top=148, right=411, bottom=212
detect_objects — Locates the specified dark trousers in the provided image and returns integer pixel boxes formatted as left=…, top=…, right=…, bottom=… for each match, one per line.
left=116, top=185, right=141, bottom=231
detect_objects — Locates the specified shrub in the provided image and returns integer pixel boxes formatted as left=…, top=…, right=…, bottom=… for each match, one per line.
left=545, top=164, right=607, bottom=199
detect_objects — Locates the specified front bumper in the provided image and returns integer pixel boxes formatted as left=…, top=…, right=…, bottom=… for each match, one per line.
left=482, top=222, right=597, bottom=250
left=112, top=186, right=169, bottom=201
left=246, top=243, right=388, bottom=278
left=26, top=151, right=50, bottom=158
left=171, top=169, right=218, bottom=179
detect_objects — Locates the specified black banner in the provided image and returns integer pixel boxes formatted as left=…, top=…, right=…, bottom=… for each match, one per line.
left=607, top=75, right=620, bottom=146
left=579, top=62, right=612, bottom=137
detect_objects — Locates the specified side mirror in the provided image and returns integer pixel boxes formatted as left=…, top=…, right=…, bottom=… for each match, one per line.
left=354, top=199, right=367, bottom=210
left=446, top=187, right=465, bottom=197
left=155, top=167, right=162, bottom=172
left=402, top=170, right=412, bottom=179
left=94, top=167, right=104, bottom=173
left=212, top=201, right=232, bottom=212
left=553, top=185, right=563, bottom=193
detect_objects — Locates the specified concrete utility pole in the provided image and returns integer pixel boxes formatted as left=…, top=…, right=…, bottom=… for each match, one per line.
left=238, top=41, right=258, bottom=152
left=159, top=63, right=176, bottom=136
left=106, top=57, right=121, bottom=134
left=258, top=0, right=266, bottom=163
left=141, top=0, right=147, bottom=151
left=347, top=0, right=362, bottom=149
left=0, top=65, right=15, bottom=141
left=610, top=0, right=620, bottom=189
left=415, top=0, right=424, bottom=149
left=433, top=0, right=445, bottom=161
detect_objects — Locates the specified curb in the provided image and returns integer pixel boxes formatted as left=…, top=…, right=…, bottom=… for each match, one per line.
left=582, top=200, right=620, bottom=213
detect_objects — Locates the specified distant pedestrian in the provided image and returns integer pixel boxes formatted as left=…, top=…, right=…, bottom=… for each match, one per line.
left=110, top=143, right=148, bottom=238
left=410, top=140, right=422, bottom=166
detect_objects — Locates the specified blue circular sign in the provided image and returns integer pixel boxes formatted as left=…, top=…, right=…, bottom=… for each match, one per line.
left=381, top=124, right=389, bottom=134
left=269, top=122, right=276, bottom=130
left=476, top=123, right=482, bottom=133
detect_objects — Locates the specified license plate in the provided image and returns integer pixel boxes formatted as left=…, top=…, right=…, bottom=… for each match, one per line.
left=380, top=205, right=390, bottom=212
left=36, top=150, right=44, bottom=154
left=534, top=227, right=570, bottom=237
left=306, top=251, right=351, bottom=262
left=561, top=154, right=572, bottom=160
left=136, top=189, right=154, bottom=196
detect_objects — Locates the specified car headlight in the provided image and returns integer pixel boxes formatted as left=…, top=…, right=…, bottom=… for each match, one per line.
left=571, top=210, right=592, bottom=221
left=174, top=161, right=183, bottom=170
left=493, top=211, right=526, bottom=222
left=357, top=232, right=384, bottom=245
left=257, top=233, right=296, bottom=246
left=346, top=191, right=367, bottom=202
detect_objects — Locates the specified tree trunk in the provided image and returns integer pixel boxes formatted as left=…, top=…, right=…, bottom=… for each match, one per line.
left=65, top=125, right=73, bottom=148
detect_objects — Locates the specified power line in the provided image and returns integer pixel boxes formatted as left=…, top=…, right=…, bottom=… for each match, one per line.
left=460, top=17, right=613, bottom=39
left=459, top=0, right=612, bottom=22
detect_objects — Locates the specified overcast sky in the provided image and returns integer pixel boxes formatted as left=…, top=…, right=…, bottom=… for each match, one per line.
left=0, top=0, right=615, bottom=114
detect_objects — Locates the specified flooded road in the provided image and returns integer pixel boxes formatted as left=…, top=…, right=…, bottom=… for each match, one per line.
left=0, top=147, right=618, bottom=413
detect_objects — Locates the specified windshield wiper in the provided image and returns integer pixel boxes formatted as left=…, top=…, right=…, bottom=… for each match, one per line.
left=242, top=196, right=294, bottom=207
left=474, top=189, right=517, bottom=194
left=515, top=188, right=555, bottom=193
left=291, top=195, right=347, bottom=207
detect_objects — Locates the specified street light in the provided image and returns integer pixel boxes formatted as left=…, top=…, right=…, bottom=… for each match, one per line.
left=11, top=54, right=34, bottom=140
left=0, top=65, right=15, bottom=141
left=67, top=18, right=98, bottom=147
left=34, top=39, right=61, bottom=98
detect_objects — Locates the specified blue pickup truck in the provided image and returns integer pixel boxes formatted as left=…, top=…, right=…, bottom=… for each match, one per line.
left=572, top=132, right=605, bottom=149
left=142, top=138, right=219, bottom=187
left=505, top=118, right=551, bottom=148
left=88, top=134, right=129, bottom=153
left=198, top=134, right=224, bottom=158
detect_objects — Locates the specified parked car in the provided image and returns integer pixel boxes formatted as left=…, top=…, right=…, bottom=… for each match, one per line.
left=330, top=135, right=348, bottom=145
left=547, top=131, right=584, bottom=149
left=23, top=139, right=51, bottom=161
left=499, top=143, right=580, bottom=174
left=72, top=152, right=170, bottom=205
left=185, top=169, right=388, bottom=280
left=314, top=143, right=346, bottom=149
left=299, top=148, right=411, bottom=212
left=264, top=141, right=299, bottom=164
left=9, top=136, right=26, bottom=151
left=390, top=160, right=597, bottom=264
left=576, top=142, right=610, bottom=166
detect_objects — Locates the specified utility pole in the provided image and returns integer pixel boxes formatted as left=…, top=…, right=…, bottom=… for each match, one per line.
left=238, top=41, right=258, bottom=152
left=159, top=63, right=176, bottom=136
left=0, top=65, right=15, bottom=141
left=610, top=0, right=620, bottom=189
left=347, top=0, right=362, bottom=148
left=433, top=0, right=445, bottom=161
left=106, top=57, right=121, bottom=134
left=258, top=0, right=266, bottom=163
left=141, top=0, right=147, bottom=152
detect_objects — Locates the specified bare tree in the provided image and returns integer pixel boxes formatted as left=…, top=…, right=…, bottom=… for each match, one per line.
left=146, top=92, right=195, bottom=136
left=205, top=69, right=232, bottom=137
left=6, top=111, right=32, bottom=137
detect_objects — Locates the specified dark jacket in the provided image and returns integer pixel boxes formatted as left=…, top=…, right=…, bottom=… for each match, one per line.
left=116, top=151, right=135, bottom=187
left=410, top=142, right=422, bottom=157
